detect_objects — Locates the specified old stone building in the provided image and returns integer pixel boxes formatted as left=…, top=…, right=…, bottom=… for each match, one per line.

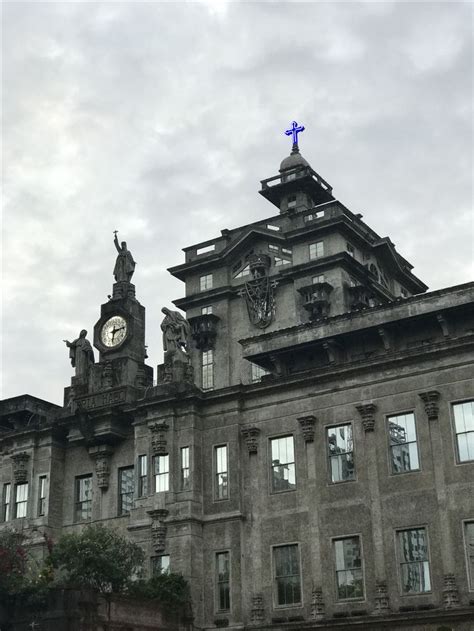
left=1, top=129, right=473, bottom=630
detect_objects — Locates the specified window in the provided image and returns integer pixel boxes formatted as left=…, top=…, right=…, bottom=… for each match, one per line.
left=273, top=544, right=301, bottom=606
left=2, top=483, right=11, bottom=522
left=268, top=244, right=279, bottom=252
left=216, top=551, right=231, bottom=611
left=201, top=305, right=213, bottom=315
left=214, top=445, right=228, bottom=500
left=15, top=483, right=28, bottom=519
left=304, top=210, right=325, bottom=222
left=453, top=401, right=474, bottom=462
left=281, top=247, right=292, bottom=256
left=154, top=455, right=169, bottom=492
left=152, top=554, right=170, bottom=576
left=119, top=467, right=134, bottom=515
left=346, top=243, right=355, bottom=257
left=334, top=536, right=364, bottom=600
left=38, top=476, right=47, bottom=516
left=270, top=436, right=296, bottom=492
left=234, top=264, right=250, bottom=278
left=75, top=475, right=92, bottom=521
left=274, top=256, right=291, bottom=267
left=181, top=446, right=190, bottom=491
left=196, top=244, right=215, bottom=255
left=327, top=424, right=355, bottom=483
left=202, top=350, right=214, bottom=390
left=266, top=224, right=280, bottom=231
left=287, top=195, right=296, bottom=209
left=251, top=363, right=269, bottom=383
left=312, top=274, right=325, bottom=284
left=309, top=241, right=324, bottom=259
left=138, top=455, right=148, bottom=497
left=464, top=521, right=474, bottom=589
left=388, top=413, right=420, bottom=473
left=398, top=528, right=431, bottom=593
left=200, top=274, right=213, bottom=291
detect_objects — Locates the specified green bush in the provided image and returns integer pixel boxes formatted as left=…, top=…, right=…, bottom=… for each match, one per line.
left=127, top=572, right=191, bottom=616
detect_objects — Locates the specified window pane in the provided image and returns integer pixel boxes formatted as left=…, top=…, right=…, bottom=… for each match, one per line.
left=271, top=436, right=296, bottom=492
left=465, top=522, right=474, bottom=588
left=398, top=529, right=431, bottom=593
left=454, top=401, right=474, bottom=433
left=273, top=545, right=301, bottom=606
left=216, top=552, right=230, bottom=611
left=334, top=537, right=364, bottom=600
left=327, top=425, right=355, bottom=482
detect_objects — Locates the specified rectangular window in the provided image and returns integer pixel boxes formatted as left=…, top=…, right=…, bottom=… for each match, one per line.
left=270, top=436, right=296, bottom=492
left=196, top=244, right=215, bottom=255
left=312, top=274, right=325, bottom=284
left=119, top=467, right=134, bottom=515
left=214, top=445, right=228, bottom=500
left=465, top=521, right=474, bottom=589
left=152, top=554, right=170, bottom=576
left=38, top=475, right=47, bottom=516
left=200, top=274, right=213, bottom=291
left=268, top=244, right=279, bottom=252
left=2, top=483, right=11, bottom=522
left=287, top=195, right=296, bottom=209
left=154, top=455, right=169, bottom=493
left=453, top=401, right=474, bottom=462
left=216, top=551, right=231, bottom=611
left=202, top=350, right=214, bottom=390
left=334, top=536, right=364, bottom=600
left=273, top=544, right=301, bottom=606
left=181, top=447, right=190, bottom=491
left=388, top=413, right=420, bottom=473
left=309, top=241, right=324, bottom=259
left=327, top=424, right=355, bottom=483
left=267, top=224, right=280, bottom=232
left=75, top=475, right=92, bottom=522
left=15, top=483, right=28, bottom=519
left=201, top=305, right=213, bottom=315
left=398, top=528, right=431, bottom=593
left=304, top=210, right=325, bottom=222
left=251, top=363, right=269, bottom=383
left=138, top=455, right=148, bottom=497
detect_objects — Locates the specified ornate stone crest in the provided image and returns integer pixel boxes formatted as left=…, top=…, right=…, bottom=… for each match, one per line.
left=11, top=452, right=30, bottom=483
left=241, top=426, right=261, bottom=454
left=149, top=422, right=169, bottom=456
left=241, top=254, right=276, bottom=329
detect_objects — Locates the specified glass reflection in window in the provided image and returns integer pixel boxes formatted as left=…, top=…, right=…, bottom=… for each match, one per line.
left=334, top=536, right=364, bottom=600
left=398, top=528, right=431, bottom=593
left=453, top=401, right=474, bottom=462
left=271, top=436, right=296, bottom=492
left=388, top=413, right=420, bottom=473
left=327, top=424, right=355, bottom=482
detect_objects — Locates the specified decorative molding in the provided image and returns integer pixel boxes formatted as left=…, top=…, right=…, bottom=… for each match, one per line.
left=436, top=313, right=450, bottom=337
left=298, top=415, right=316, bottom=442
left=11, top=452, right=30, bottom=484
left=378, top=326, right=392, bottom=352
left=250, top=593, right=265, bottom=625
left=149, top=422, right=169, bottom=456
left=443, top=573, right=460, bottom=609
left=147, top=509, right=169, bottom=552
left=356, top=403, right=377, bottom=432
left=372, top=581, right=390, bottom=615
left=88, top=445, right=114, bottom=489
left=188, top=314, right=220, bottom=351
left=419, top=390, right=441, bottom=421
left=101, top=361, right=114, bottom=389
left=323, top=338, right=343, bottom=364
left=241, top=426, right=261, bottom=454
left=311, top=587, right=325, bottom=620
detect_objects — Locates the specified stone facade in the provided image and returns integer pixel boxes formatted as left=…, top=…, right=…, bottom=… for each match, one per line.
left=1, top=146, right=474, bottom=630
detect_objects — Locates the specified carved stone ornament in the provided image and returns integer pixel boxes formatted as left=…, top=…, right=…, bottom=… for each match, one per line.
left=241, top=254, right=276, bottom=329
left=311, top=587, right=325, bottom=620
left=419, top=390, right=441, bottom=421
left=372, top=581, right=390, bottom=615
left=149, top=422, right=169, bottom=456
left=101, top=361, right=114, bottom=389
left=241, top=426, right=261, bottom=454
left=147, top=509, right=169, bottom=552
left=298, top=415, right=316, bottom=442
left=11, top=452, right=30, bottom=483
left=250, top=593, right=265, bottom=625
left=188, top=314, right=220, bottom=351
left=88, top=445, right=114, bottom=489
left=298, top=282, right=334, bottom=321
left=356, top=403, right=377, bottom=432
left=443, top=573, right=460, bottom=609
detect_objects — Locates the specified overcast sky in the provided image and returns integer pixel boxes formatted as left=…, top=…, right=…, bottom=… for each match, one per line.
left=2, top=1, right=472, bottom=405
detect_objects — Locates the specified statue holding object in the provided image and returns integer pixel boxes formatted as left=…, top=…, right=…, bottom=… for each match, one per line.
left=63, top=330, right=95, bottom=378
left=113, top=231, right=136, bottom=283
left=161, top=308, right=191, bottom=353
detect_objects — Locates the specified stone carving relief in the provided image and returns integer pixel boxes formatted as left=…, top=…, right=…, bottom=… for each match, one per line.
left=147, top=509, right=169, bottom=552
left=372, top=581, right=390, bottom=615
left=11, top=452, right=30, bottom=483
left=298, top=415, right=316, bottom=442
left=419, top=390, right=441, bottom=421
left=311, top=587, right=325, bottom=620
left=88, top=445, right=114, bottom=490
left=355, top=403, right=377, bottom=432
left=443, top=574, right=460, bottom=609
left=149, top=422, right=169, bottom=456
left=241, top=426, right=261, bottom=454
left=250, top=593, right=265, bottom=625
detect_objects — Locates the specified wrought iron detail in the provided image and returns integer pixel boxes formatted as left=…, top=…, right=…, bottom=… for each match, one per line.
left=241, top=254, right=276, bottom=329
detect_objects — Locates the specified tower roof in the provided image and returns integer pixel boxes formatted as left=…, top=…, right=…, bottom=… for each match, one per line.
left=279, top=145, right=310, bottom=172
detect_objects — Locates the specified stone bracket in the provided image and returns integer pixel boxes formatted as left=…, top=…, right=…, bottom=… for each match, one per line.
left=419, top=390, right=441, bottom=421
left=356, top=403, right=377, bottom=432
left=147, top=508, right=169, bottom=552
left=250, top=593, right=265, bottom=625
left=88, top=445, right=114, bottom=490
left=323, top=338, right=343, bottom=364
left=378, top=326, right=393, bottom=352
left=311, top=587, right=325, bottom=620
left=443, top=573, right=460, bottom=609
left=11, top=452, right=30, bottom=484
left=241, top=426, right=261, bottom=454
left=298, top=415, right=316, bottom=442
left=436, top=312, right=450, bottom=337
left=372, top=581, right=390, bottom=615
left=149, top=422, right=170, bottom=456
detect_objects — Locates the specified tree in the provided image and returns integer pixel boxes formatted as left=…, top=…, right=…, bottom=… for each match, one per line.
left=52, top=524, right=144, bottom=593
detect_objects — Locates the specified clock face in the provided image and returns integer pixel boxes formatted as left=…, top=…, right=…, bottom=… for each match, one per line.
left=101, top=315, right=128, bottom=348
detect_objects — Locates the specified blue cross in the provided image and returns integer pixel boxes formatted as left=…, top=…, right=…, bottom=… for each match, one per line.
left=284, top=121, right=305, bottom=147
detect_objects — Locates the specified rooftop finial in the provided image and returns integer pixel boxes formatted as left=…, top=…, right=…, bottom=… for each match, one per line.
left=284, top=120, right=305, bottom=153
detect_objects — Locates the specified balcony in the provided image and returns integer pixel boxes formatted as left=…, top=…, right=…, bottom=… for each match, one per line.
left=298, top=282, right=334, bottom=321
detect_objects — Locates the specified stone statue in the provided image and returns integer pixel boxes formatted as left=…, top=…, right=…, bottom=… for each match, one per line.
left=113, top=231, right=136, bottom=282
left=63, top=330, right=95, bottom=377
left=161, top=308, right=191, bottom=353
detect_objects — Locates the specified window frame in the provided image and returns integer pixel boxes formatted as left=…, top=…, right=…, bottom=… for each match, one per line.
left=118, top=466, right=134, bottom=516
left=271, top=542, right=303, bottom=609
left=151, top=554, right=170, bottom=576
left=180, top=446, right=191, bottom=491
left=386, top=412, right=421, bottom=475
left=74, top=474, right=92, bottom=522
left=451, top=400, right=474, bottom=464
left=154, top=454, right=170, bottom=493
left=202, top=349, right=214, bottom=391
left=199, top=274, right=213, bottom=292
left=395, top=526, right=432, bottom=595
left=2, top=482, right=11, bottom=522
left=38, top=475, right=47, bottom=517
left=269, top=434, right=297, bottom=494
left=213, top=443, right=229, bottom=501
left=215, top=550, right=231, bottom=613
left=14, top=482, right=28, bottom=519
left=332, top=534, right=366, bottom=602
left=309, top=241, right=324, bottom=260
left=462, top=519, right=474, bottom=591
left=137, top=454, right=148, bottom=498
left=326, top=422, right=356, bottom=484
left=201, top=305, right=213, bottom=315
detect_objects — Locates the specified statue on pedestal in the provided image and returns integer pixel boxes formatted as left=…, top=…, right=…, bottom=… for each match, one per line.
left=113, top=231, right=136, bottom=283
left=161, top=308, right=191, bottom=353
left=63, top=330, right=95, bottom=377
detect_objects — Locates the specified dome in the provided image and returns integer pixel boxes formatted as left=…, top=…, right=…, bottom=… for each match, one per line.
left=279, top=147, right=310, bottom=172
